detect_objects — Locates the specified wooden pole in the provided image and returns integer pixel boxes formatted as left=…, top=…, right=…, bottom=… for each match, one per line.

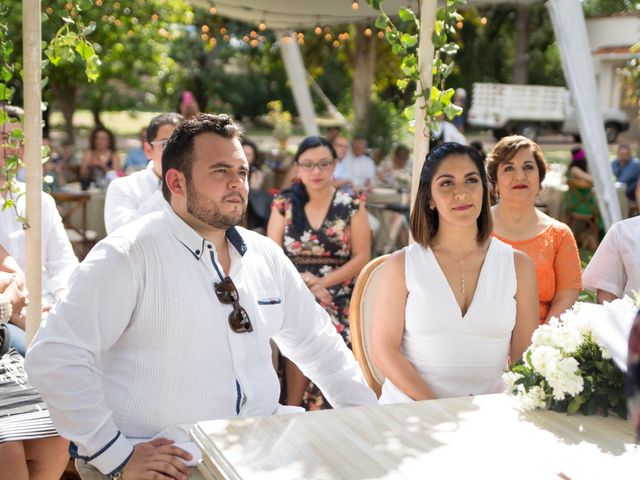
left=23, top=0, right=42, bottom=346
left=410, top=0, right=436, bottom=212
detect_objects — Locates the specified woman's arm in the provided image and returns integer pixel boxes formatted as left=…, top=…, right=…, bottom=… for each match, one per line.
left=111, top=151, right=122, bottom=172
left=546, top=288, right=580, bottom=322
left=80, top=150, right=91, bottom=177
left=317, top=203, right=371, bottom=289
left=371, top=252, right=438, bottom=401
left=266, top=206, right=285, bottom=248
left=510, top=251, right=539, bottom=362
left=569, top=166, right=593, bottom=182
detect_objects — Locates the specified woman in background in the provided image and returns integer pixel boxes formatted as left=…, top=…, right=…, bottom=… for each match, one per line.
left=267, top=136, right=370, bottom=410
left=488, top=135, right=582, bottom=324
left=80, top=126, right=121, bottom=188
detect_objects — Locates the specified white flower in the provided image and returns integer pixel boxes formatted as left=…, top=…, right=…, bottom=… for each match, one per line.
left=319, top=265, right=332, bottom=276
left=518, top=385, right=547, bottom=411
left=300, top=231, right=311, bottom=243
left=554, top=326, right=584, bottom=355
left=502, top=371, right=523, bottom=393
left=335, top=191, right=352, bottom=206
left=546, top=357, right=584, bottom=400
left=529, top=345, right=561, bottom=377
left=531, top=324, right=559, bottom=348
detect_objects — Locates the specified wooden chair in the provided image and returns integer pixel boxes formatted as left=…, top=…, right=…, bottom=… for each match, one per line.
left=564, top=178, right=599, bottom=251
left=348, top=255, right=389, bottom=397
left=51, top=191, right=98, bottom=259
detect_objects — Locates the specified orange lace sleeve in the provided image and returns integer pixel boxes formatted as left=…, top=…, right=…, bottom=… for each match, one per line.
left=552, top=224, right=583, bottom=292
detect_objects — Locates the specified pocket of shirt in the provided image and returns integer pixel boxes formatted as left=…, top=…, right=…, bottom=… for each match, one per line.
left=257, top=297, right=282, bottom=305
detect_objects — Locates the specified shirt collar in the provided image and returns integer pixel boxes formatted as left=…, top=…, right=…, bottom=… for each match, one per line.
left=165, top=207, right=247, bottom=260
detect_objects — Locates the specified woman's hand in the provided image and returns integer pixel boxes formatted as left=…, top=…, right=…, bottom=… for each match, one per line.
left=300, top=272, right=332, bottom=305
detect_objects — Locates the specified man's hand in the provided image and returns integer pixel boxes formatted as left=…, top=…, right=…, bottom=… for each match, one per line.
left=121, top=438, right=192, bottom=479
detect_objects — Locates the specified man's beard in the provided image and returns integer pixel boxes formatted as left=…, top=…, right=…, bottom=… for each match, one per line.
left=186, top=181, right=245, bottom=230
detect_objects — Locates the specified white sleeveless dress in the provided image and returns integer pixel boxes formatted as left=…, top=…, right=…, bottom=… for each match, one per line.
left=379, top=238, right=517, bottom=404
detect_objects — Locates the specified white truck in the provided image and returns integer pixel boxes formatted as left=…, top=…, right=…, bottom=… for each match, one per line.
left=467, top=82, right=629, bottom=143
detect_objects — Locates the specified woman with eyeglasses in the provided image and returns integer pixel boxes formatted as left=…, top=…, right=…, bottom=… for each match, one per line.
left=372, top=143, right=538, bottom=404
left=267, top=136, right=371, bottom=410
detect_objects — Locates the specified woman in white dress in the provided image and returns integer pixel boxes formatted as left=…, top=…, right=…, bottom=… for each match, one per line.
left=372, top=143, right=539, bottom=404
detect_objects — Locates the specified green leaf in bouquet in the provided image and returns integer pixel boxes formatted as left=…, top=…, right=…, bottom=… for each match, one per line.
left=567, top=396, right=584, bottom=414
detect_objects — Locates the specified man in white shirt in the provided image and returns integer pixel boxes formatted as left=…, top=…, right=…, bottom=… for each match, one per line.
left=26, top=114, right=377, bottom=480
left=582, top=216, right=640, bottom=303
left=332, top=135, right=352, bottom=191
left=342, top=136, right=376, bottom=191
left=0, top=105, right=78, bottom=355
left=104, top=112, right=183, bottom=234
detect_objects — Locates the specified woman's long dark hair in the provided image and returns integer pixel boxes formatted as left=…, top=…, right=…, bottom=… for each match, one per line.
left=410, top=142, right=492, bottom=247
left=285, top=136, right=337, bottom=236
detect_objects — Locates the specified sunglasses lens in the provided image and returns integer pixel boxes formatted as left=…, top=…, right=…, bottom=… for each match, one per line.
left=229, top=307, right=253, bottom=333
left=215, top=280, right=238, bottom=304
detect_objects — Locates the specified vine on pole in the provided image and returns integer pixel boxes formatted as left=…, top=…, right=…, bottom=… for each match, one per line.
left=1, top=1, right=100, bottom=225
left=367, top=0, right=465, bottom=131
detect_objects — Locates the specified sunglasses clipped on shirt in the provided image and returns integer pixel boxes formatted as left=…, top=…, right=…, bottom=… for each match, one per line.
left=214, top=276, right=253, bottom=333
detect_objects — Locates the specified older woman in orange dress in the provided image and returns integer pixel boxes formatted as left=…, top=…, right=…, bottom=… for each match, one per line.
left=487, top=135, right=582, bottom=324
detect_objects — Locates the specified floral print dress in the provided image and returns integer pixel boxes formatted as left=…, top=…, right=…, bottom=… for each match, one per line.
left=273, top=189, right=364, bottom=345
left=273, top=189, right=364, bottom=410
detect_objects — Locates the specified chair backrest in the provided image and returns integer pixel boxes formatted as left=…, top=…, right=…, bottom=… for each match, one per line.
left=349, top=254, right=389, bottom=397
left=51, top=191, right=91, bottom=240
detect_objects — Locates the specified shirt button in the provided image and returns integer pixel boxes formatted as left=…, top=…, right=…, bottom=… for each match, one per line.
left=195, top=250, right=200, bottom=255
left=207, top=244, right=212, bottom=249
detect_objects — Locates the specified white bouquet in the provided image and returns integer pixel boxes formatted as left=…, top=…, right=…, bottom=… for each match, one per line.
left=504, top=295, right=639, bottom=417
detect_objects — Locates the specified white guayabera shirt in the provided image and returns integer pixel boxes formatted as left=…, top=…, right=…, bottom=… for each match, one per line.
left=26, top=207, right=376, bottom=475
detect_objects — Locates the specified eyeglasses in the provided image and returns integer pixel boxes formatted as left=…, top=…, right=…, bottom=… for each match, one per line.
left=150, top=139, right=169, bottom=150
left=214, top=276, right=253, bottom=333
left=297, top=159, right=334, bottom=172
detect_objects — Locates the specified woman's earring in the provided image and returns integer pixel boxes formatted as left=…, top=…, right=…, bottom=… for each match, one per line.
left=429, top=203, right=435, bottom=210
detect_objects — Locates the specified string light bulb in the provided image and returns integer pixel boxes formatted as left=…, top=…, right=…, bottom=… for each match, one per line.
left=314, top=26, right=322, bottom=35
left=209, top=5, right=217, bottom=15
left=259, top=20, right=266, bottom=31
left=351, top=1, right=359, bottom=10
left=364, top=28, right=372, bottom=37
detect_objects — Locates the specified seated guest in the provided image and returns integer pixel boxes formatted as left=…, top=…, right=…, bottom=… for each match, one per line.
left=332, top=135, right=353, bottom=192
left=26, top=114, right=376, bottom=479
left=0, top=106, right=78, bottom=355
left=372, top=143, right=538, bottom=403
left=0, top=245, right=69, bottom=480
left=342, top=136, right=376, bottom=192
left=123, top=127, right=149, bottom=173
left=488, top=135, right=582, bottom=324
left=582, top=216, right=640, bottom=304
left=268, top=136, right=371, bottom=409
left=80, top=126, right=121, bottom=189
left=568, top=146, right=592, bottom=182
left=104, top=112, right=183, bottom=234
left=612, top=144, right=640, bottom=202
left=377, top=144, right=412, bottom=189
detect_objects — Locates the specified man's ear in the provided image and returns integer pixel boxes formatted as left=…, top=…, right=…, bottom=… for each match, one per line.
left=165, top=168, right=186, bottom=197
left=143, top=142, right=153, bottom=160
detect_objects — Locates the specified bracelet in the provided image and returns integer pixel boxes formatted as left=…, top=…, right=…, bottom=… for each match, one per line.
left=0, top=293, right=13, bottom=324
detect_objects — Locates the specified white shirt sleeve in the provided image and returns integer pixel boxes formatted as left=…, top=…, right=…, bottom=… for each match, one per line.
left=270, top=245, right=377, bottom=408
left=582, top=224, right=625, bottom=298
left=42, top=193, right=78, bottom=299
left=104, top=177, right=164, bottom=234
left=26, top=239, right=137, bottom=474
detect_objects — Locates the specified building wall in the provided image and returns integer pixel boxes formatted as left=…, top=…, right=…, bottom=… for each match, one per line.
left=586, top=15, right=640, bottom=51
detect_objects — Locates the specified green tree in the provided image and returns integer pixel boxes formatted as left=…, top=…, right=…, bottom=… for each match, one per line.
left=4, top=0, right=192, bottom=141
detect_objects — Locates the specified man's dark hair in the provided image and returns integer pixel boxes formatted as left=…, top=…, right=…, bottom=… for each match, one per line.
left=410, top=142, right=492, bottom=247
left=147, top=112, right=183, bottom=143
left=161, top=113, right=241, bottom=201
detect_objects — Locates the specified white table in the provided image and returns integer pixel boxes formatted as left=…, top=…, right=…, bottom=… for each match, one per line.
left=191, top=394, right=637, bottom=479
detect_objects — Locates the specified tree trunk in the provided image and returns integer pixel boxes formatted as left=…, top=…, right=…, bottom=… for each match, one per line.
left=352, top=24, right=376, bottom=135
left=91, top=106, right=103, bottom=129
left=51, top=81, right=77, bottom=143
left=513, top=4, right=529, bottom=84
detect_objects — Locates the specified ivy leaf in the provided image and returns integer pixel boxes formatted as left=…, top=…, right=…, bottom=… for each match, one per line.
left=397, top=78, right=409, bottom=91
left=375, top=14, right=388, bottom=30
left=398, top=7, right=415, bottom=23
left=401, top=33, right=417, bottom=48
left=2, top=199, right=14, bottom=211
left=0, top=83, right=12, bottom=102
left=441, top=42, right=459, bottom=55
left=567, top=396, right=583, bottom=415
left=61, top=16, right=75, bottom=25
